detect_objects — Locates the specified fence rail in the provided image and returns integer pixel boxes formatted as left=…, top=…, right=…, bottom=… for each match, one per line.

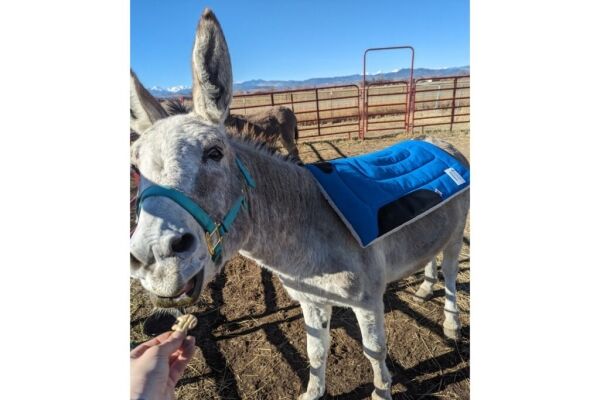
left=173, top=74, right=469, bottom=141
left=229, top=84, right=361, bottom=140
left=410, top=75, right=470, bottom=132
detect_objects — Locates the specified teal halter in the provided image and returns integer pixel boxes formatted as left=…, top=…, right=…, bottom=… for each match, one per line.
left=136, top=157, right=256, bottom=263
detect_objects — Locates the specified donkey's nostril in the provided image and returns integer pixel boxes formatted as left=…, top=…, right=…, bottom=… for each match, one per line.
left=170, top=233, right=195, bottom=254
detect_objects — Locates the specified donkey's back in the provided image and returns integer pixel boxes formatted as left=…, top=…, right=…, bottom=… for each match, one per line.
left=225, top=106, right=300, bottom=162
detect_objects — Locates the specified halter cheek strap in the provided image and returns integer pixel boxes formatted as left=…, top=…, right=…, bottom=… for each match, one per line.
left=136, top=157, right=256, bottom=263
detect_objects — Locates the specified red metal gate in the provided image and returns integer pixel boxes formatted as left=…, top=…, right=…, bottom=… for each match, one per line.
left=360, top=46, right=415, bottom=139
left=363, top=80, right=410, bottom=138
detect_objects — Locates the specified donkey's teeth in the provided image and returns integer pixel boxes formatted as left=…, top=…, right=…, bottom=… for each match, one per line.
left=175, top=280, right=194, bottom=297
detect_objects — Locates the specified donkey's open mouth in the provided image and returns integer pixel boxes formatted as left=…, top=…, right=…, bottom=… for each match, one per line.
left=152, top=270, right=204, bottom=308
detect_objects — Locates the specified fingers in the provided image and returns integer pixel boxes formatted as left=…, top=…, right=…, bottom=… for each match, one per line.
left=178, top=336, right=196, bottom=362
left=130, top=331, right=173, bottom=358
left=131, top=330, right=194, bottom=366
left=130, top=343, right=152, bottom=359
left=154, top=330, right=177, bottom=342
left=156, top=330, right=187, bottom=356
left=166, top=334, right=194, bottom=365
left=168, top=336, right=196, bottom=383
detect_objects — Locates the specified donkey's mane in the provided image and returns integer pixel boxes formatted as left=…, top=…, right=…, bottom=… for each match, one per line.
left=230, top=133, right=297, bottom=164
left=224, top=113, right=268, bottom=139
left=163, top=98, right=190, bottom=116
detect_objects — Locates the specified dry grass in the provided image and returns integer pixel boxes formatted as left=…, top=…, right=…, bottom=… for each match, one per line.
left=130, top=127, right=470, bottom=399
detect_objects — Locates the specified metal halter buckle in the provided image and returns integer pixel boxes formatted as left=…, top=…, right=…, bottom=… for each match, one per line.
left=205, top=224, right=223, bottom=256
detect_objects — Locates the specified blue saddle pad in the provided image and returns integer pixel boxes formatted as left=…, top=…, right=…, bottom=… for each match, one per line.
left=306, top=140, right=470, bottom=247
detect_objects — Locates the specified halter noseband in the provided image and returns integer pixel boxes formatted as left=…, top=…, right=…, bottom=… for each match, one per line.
left=135, top=157, right=256, bottom=263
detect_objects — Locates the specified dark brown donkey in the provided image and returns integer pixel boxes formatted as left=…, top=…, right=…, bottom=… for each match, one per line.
left=225, top=106, right=300, bottom=163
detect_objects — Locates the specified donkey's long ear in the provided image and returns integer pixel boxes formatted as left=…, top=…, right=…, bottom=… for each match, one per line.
left=191, top=8, right=233, bottom=124
left=130, top=69, right=168, bottom=134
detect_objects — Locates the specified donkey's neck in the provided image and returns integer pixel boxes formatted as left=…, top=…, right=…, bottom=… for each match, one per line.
left=231, top=139, right=340, bottom=277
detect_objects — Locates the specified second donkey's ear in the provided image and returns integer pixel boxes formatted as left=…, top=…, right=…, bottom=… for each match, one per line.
left=130, top=69, right=168, bottom=134
left=191, top=8, right=233, bottom=124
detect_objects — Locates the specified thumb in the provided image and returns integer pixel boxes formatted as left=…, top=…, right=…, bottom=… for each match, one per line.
left=157, top=330, right=187, bottom=356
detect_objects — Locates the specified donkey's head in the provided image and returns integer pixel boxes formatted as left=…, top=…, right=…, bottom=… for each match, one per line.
left=130, top=9, right=248, bottom=308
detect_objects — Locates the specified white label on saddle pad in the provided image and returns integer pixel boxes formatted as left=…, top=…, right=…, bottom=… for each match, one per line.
left=445, top=168, right=466, bottom=185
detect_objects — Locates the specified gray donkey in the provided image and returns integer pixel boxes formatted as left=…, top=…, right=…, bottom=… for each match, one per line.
left=130, top=9, right=469, bottom=400
left=131, top=70, right=301, bottom=162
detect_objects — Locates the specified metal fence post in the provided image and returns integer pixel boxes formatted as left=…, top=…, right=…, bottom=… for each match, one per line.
left=358, top=85, right=365, bottom=139
left=363, top=85, right=368, bottom=139
left=315, top=88, right=321, bottom=136
left=411, top=80, right=419, bottom=133
left=290, top=92, right=295, bottom=112
left=450, top=77, right=457, bottom=132
left=407, top=81, right=416, bottom=133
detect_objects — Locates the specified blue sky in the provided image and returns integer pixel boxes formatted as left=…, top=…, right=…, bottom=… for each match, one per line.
left=131, top=0, right=469, bottom=88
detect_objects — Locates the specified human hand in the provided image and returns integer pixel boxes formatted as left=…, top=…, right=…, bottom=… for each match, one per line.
left=130, top=330, right=196, bottom=400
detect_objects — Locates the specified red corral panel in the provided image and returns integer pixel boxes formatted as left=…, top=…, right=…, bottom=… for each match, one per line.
left=411, top=75, right=470, bottom=132
left=172, top=75, right=469, bottom=140
left=229, top=84, right=361, bottom=140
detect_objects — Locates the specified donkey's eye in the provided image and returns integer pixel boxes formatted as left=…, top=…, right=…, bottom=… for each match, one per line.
left=205, top=147, right=223, bottom=162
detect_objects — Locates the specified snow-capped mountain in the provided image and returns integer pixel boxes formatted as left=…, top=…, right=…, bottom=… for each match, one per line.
left=148, top=66, right=469, bottom=98
left=149, top=85, right=192, bottom=98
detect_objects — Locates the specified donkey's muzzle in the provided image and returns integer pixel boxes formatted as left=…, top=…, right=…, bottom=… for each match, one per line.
left=152, top=269, right=205, bottom=308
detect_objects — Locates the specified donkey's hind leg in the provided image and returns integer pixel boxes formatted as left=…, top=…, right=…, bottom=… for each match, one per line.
left=298, top=301, right=332, bottom=400
left=413, top=259, right=437, bottom=302
left=353, top=304, right=392, bottom=400
left=441, top=232, right=464, bottom=340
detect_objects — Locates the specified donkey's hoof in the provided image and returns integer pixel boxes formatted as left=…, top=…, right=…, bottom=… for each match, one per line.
left=443, top=325, right=462, bottom=341
left=413, top=288, right=434, bottom=302
left=371, top=388, right=392, bottom=400
left=298, top=392, right=323, bottom=400
left=413, top=292, right=433, bottom=303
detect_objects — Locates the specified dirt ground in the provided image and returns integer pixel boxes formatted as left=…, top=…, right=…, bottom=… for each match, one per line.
left=130, top=127, right=471, bottom=400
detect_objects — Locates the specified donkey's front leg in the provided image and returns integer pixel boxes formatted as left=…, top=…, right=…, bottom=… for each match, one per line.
left=353, top=305, right=392, bottom=400
left=298, top=301, right=332, bottom=400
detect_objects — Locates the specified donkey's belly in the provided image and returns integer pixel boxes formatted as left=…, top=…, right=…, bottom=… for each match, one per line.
left=378, top=193, right=468, bottom=284
left=279, top=277, right=366, bottom=308
left=384, top=242, right=446, bottom=284
left=274, top=261, right=375, bottom=308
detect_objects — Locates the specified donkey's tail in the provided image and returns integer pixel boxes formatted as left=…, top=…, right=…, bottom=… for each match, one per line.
left=294, top=125, right=299, bottom=141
